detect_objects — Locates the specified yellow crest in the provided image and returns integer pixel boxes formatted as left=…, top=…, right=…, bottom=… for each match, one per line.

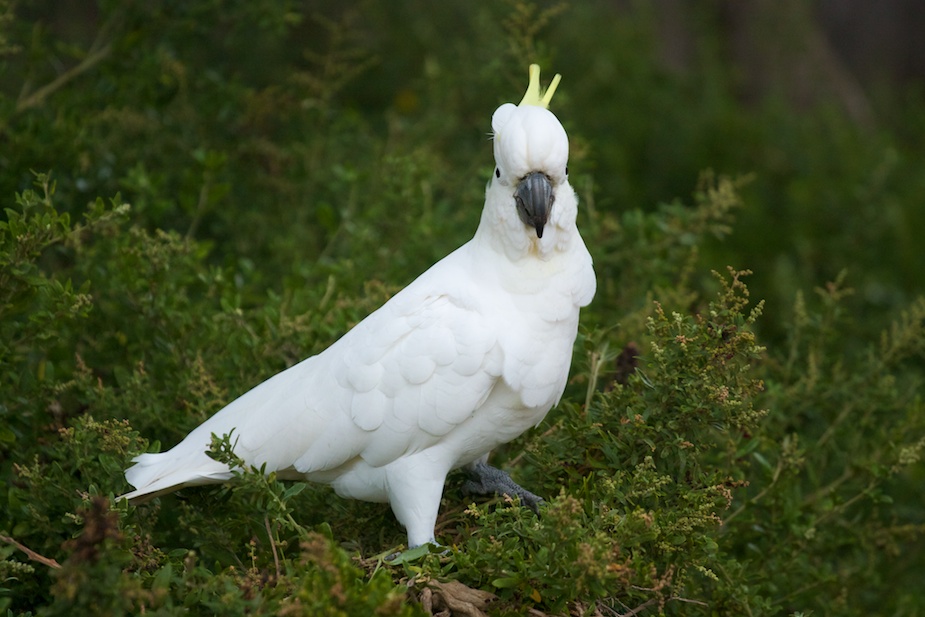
left=518, top=64, right=561, bottom=109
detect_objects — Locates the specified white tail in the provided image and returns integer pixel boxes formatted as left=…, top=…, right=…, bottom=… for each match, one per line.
left=119, top=450, right=233, bottom=503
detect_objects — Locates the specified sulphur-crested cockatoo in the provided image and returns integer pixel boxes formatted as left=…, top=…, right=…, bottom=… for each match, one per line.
left=121, top=65, right=596, bottom=548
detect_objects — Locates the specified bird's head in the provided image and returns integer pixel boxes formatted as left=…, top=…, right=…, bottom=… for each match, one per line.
left=487, top=65, right=570, bottom=247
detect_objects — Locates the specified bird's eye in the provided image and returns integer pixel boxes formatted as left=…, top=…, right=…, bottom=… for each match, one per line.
left=565, top=167, right=569, bottom=176
left=495, top=168, right=500, bottom=178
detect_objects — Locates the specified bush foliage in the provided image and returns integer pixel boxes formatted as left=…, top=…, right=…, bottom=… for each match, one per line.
left=2, top=2, right=923, bottom=615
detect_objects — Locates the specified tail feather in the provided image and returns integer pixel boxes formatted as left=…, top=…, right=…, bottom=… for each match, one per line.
left=119, top=451, right=233, bottom=504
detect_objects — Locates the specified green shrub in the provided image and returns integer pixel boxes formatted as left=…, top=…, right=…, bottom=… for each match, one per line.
left=2, top=2, right=923, bottom=615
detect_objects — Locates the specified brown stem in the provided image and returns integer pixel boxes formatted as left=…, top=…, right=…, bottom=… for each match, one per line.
left=15, top=42, right=112, bottom=113
left=0, top=533, right=62, bottom=569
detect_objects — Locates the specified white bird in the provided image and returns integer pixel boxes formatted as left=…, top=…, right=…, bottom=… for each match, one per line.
left=121, top=65, right=596, bottom=548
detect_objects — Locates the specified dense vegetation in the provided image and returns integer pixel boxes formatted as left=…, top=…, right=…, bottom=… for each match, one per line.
left=2, top=1, right=923, bottom=615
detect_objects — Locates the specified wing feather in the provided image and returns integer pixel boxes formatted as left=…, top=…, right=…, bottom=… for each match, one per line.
left=285, top=257, right=502, bottom=471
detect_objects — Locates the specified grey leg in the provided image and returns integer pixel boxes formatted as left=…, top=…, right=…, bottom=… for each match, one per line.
left=462, top=461, right=544, bottom=512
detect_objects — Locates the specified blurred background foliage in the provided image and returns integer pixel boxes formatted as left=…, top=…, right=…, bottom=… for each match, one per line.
left=1, top=0, right=924, bottom=615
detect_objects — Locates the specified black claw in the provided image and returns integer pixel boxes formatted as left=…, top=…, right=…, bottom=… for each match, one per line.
left=463, top=462, right=544, bottom=512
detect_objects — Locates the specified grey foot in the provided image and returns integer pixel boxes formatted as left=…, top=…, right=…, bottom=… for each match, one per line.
left=462, top=462, right=544, bottom=512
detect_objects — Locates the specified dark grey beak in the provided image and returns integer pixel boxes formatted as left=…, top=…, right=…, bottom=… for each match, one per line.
left=514, top=171, right=553, bottom=239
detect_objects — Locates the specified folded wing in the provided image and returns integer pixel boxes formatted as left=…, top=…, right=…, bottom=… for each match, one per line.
left=122, top=256, right=504, bottom=501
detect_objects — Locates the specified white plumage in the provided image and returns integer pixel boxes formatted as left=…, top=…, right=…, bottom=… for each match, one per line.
left=122, top=65, right=596, bottom=547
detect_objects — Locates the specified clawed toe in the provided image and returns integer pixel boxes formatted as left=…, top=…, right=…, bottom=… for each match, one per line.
left=463, top=461, right=544, bottom=512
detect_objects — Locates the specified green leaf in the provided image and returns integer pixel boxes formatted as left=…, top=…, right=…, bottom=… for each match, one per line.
left=384, top=543, right=438, bottom=565
left=491, top=576, right=523, bottom=589
left=283, top=482, right=308, bottom=500
left=152, top=562, right=173, bottom=591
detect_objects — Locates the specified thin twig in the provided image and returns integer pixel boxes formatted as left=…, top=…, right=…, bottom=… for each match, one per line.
left=507, top=423, right=558, bottom=468
left=724, top=455, right=784, bottom=525
left=670, top=596, right=709, bottom=607
left=186, top=172, right=213, bottom=239
left=264, top=516, right=281, bottom=579
left=616, top=591, right=709, bottom=616
left=617, top=598, right=658, bottom=617
left=16, top=43, right=113, bottom=113
left=0, top=534, right=62, bottom=569
left=585, top=341, right=609, bottom=411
